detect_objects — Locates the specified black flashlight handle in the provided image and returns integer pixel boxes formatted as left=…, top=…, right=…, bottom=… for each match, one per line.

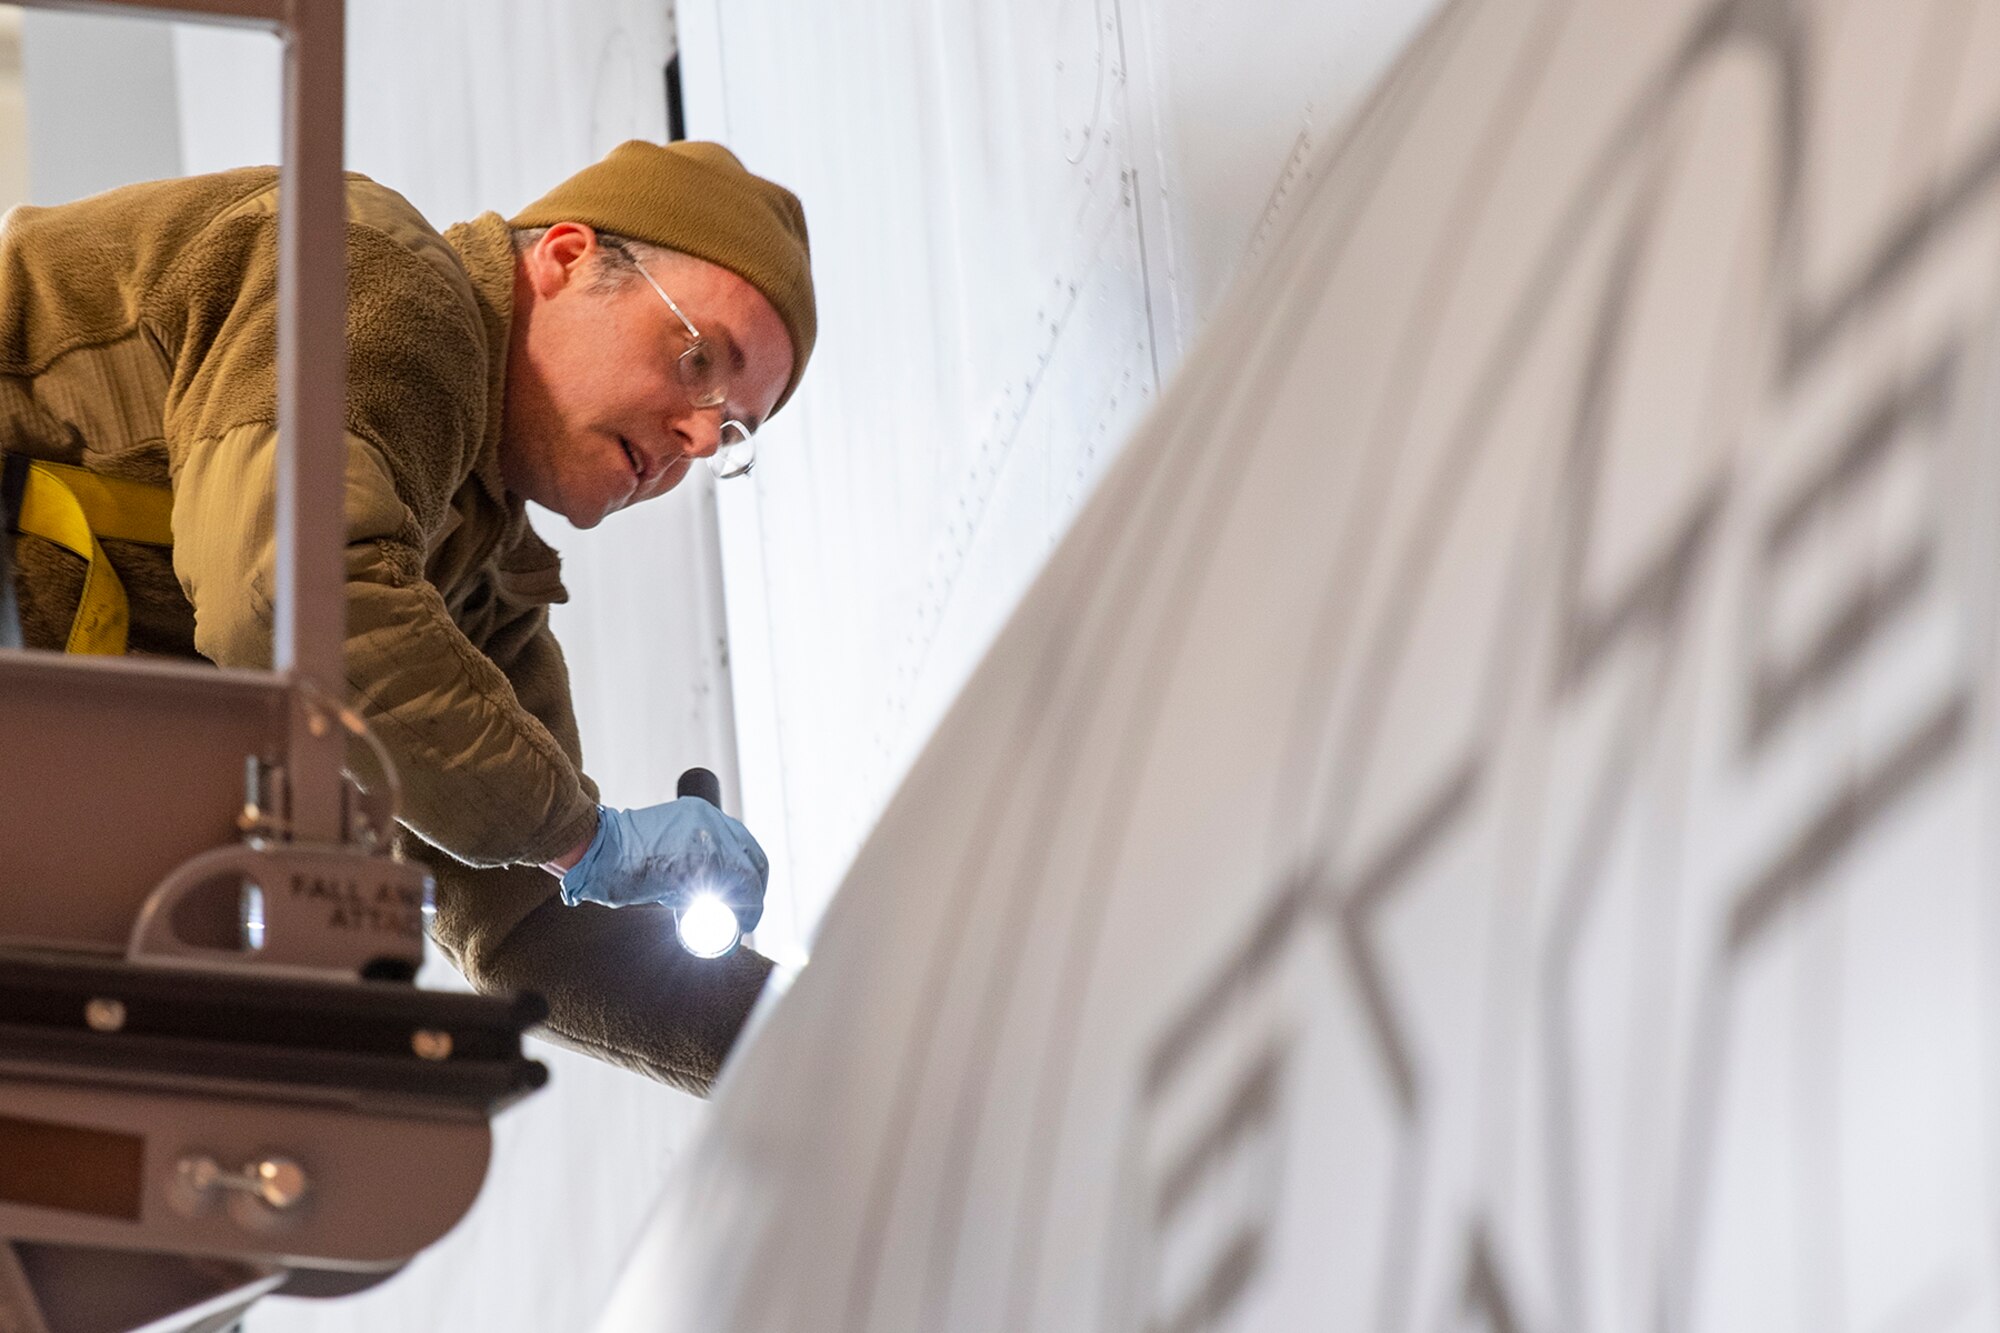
left=677, top=766, right=722, bottom=809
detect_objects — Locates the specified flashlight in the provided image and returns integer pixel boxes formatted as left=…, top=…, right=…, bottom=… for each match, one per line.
left=674, top=766, right=742, bottom=958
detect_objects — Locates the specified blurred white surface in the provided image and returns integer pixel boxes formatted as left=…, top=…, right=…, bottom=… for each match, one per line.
left=603, top=0, right=2000, bottom=1328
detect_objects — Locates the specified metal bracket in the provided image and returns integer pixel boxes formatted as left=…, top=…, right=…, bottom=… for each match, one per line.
left=126, top=841, right=432, bottom=981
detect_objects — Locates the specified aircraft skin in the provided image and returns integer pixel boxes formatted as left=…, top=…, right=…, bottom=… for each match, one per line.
left=602, top=1, right=2000, bottom=1329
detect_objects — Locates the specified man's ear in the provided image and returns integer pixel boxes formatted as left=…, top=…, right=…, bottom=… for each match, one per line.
left=526, top=222, right=598, bottom=298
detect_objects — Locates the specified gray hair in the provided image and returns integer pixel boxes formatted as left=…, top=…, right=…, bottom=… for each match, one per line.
left=509, top=225, right=679, bottom=293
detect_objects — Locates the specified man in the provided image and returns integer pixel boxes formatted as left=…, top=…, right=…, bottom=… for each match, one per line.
left=0, top=140, right=814, bottom=1093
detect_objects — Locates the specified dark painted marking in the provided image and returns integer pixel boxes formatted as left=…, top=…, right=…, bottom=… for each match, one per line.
left=1462, top=1224, right=1528, bottom=1333
left=1786, top=115, right=2000, bottom=379
left=1151, top=1042, right=1287, bottom=1227
left=1552, top=151, right=1728, bottom=699
left=1154, top=1225, right=1267, bottom=1333
left=1746, top=349, right=1957, bottom=751
left=1334, top=757, right=1485, bottom=1119
left=1144, top=884, right=1311, bottom=1100
left=1728, top=692, right=1969, bottom=954
left=1765, top=354, right=1955, bottom=552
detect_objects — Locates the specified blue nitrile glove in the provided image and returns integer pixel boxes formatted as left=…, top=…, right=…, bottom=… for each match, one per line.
left=557, top=801, right=770, bottom=931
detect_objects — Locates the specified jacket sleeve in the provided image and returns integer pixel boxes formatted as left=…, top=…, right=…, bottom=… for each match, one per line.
left=417, top=598, right=774, bottom=1095
left=422, top=854, right=776, bottom=1094
left=157, top=186, right=599, bottom=866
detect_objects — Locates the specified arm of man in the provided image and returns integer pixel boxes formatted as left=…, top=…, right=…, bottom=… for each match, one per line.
left=425, top=858, right=774, bottom=1093
left=418, top=610, right=774, bottom=1094
left=172, top=425, right=600, bottom=864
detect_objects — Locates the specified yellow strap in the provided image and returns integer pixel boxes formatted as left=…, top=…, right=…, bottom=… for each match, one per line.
left=28, top=461, right=174, bottom=546
left=10, top=463, right=172, bottom=655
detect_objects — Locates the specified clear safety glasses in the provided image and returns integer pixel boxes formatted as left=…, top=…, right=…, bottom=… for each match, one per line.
left=633, top=263, right=757, bottom=480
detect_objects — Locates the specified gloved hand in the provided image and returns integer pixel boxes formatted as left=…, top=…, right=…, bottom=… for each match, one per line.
left=558, top=800, right=769, bottom=931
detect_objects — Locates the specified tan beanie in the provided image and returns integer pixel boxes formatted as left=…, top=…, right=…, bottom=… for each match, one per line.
left=512, top=140, right=816, bottom=414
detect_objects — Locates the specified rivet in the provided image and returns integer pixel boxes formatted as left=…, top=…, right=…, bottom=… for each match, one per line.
left=84, top=998, right=126, bottom=1032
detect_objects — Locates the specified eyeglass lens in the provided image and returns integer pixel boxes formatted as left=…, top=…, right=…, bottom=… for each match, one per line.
left=677, top=342, right=726, bottom=407
left=710, top=424, right=753, bottom=479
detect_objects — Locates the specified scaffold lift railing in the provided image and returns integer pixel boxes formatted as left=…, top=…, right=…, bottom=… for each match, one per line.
left=0, top=4, right=547, bottom=1330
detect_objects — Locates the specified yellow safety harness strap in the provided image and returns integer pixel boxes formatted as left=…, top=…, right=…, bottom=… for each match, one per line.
left=30, top=461, right=175, bottom=546
left=2, top=455, right=174, bottom=656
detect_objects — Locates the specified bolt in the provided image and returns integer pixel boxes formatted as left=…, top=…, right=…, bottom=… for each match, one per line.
left=412, top=1029, right=453, bottom=1061
left=84, top=998, right=126, bottom=1032
left=250, top=1156, right=310, bottom=1211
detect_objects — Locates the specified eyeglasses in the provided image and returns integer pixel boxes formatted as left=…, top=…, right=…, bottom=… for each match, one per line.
left=632, top=263, right=757, bottom=480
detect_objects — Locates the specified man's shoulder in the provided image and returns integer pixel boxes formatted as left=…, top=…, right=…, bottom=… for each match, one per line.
left=135, top=168, right=475, bottom=302
left=343, top=177, right=483, bottom=318
left=188, top=169, right=473, bottom=294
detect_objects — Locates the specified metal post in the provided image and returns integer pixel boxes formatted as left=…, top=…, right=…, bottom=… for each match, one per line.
left=24, top=10, right=346, bottom=812
left=18, top=0, right=352, bottom=844
left=274, top=0, right=348, bottom=842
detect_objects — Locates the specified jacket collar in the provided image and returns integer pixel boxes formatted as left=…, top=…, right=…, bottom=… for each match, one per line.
left=442, top=211, right=519, bottom=508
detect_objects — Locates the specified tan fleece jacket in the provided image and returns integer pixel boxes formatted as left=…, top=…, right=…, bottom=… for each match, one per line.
left=1, top=168, right=771, bottom=1093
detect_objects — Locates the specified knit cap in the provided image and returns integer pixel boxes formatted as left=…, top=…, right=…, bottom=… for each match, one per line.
left=512, top=141, right=816, bottom=413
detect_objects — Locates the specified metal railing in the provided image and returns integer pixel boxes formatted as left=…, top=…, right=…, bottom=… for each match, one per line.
left=8, top=0, right=349, bottom=842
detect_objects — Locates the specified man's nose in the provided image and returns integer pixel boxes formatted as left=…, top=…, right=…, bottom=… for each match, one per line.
left=677, top=406, right=724, bottom=459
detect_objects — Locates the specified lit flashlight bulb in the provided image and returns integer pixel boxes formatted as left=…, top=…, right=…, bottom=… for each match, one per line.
left=676, top=891, right=741, bottom=959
